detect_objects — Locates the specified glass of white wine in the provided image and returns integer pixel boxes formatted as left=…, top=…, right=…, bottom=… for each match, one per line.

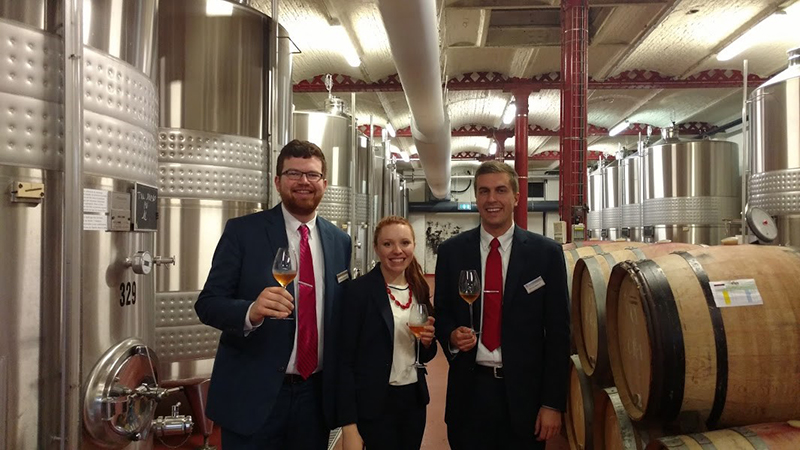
left=272, top=247, right=297, bottom=320
left=408, top=304, right=429, bottom=369
left=459, top=269, right=480, bottom=333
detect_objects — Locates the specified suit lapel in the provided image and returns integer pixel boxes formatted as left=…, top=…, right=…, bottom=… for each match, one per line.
left=504, top=226, right=528, bottom=305
left=463, top=228, right=483, bottom=332
left=263, top=204, right=289, bottom=260
left=370, top=266, right=394, bottom=338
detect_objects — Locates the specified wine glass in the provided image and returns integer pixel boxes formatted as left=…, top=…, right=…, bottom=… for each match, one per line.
left=459, top=270, right=481, bottom=333
left=272, top=247, right=297, bottom=320
left=408, top=304, right=429, bottom=369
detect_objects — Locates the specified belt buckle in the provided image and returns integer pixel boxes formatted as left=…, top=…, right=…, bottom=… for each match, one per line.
left=493, top=366, right=503, bottom=379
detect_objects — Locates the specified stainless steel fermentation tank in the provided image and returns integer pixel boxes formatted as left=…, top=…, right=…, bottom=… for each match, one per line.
left=748, top=47, right=800, bottom=246
left=601, top=160, right=621, bottom=240
left=619, top=153, right=642, bottom=241
left=586, top=167, right=603, bottom=239
left=154, top=0, right=292, bottom=393
left=0, top=0, right=184, bottom=448
left=291, top=99, right=374, bottom=275
left=642, top=130, right=740, bottom=244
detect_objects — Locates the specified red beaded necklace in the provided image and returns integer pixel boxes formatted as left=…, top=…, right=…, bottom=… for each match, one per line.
left=386, top=283, right=413, bottom=309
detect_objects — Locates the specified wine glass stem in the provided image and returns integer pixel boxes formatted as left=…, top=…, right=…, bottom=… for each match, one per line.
left=416, top=338, right=421, bottom=365
left=469, top=304, right=474, bottom=331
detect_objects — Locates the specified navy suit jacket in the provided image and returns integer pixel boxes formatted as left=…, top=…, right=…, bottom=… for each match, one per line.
left=337, top=265, right=438, bottom=426
left=433, top=226, right=570, bottom=436
left=195, top=203, right=352, bottom=436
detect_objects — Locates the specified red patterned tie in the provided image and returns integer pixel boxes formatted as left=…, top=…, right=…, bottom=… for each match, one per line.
left=297, top=224, right=318, bottom=379
left=482, top=238, right=502, bottom=351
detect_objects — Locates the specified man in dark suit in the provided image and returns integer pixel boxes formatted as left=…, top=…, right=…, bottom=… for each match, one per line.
left=195, top=140, right=352, bottom=450
left=434, top=161, right=570, bottom=450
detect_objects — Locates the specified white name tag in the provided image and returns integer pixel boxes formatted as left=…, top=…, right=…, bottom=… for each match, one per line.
left=336, top=270, right=350, bottom=284
left=524, top=276, right=545, bottom=294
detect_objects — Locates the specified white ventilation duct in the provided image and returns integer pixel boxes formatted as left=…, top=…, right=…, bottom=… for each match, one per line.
left=377, top=0, right=451, bottom=199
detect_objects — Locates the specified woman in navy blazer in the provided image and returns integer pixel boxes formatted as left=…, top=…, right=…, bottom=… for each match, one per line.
left=338, top=216, right=438, bottom=450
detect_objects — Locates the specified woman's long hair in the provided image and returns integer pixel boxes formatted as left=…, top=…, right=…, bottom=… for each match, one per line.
left=373, top=216, right=433, bottom=313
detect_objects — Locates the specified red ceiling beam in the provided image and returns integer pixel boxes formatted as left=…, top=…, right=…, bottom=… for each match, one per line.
left=294, top=70, right=769, bottom=93
left=357, top=122, right=710, bottom=138
left=408, top=150, right=607, bottom=161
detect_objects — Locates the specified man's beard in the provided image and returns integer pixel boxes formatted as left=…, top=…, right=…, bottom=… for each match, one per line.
left=281, top=189, right=322, bottom=216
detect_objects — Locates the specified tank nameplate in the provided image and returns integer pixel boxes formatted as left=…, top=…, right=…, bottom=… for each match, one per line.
left=750, top=169, right=800, bottom=215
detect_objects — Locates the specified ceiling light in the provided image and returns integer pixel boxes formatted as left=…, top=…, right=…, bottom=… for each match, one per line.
left=399, top=150, right=410, bottom=163
left=502, top=101, right=516, bottom=125
left=717, top=5, right=800, bottom=61
left=609, top=120, right=630, bottom=137
left=206, top=0, right=233, bottom=16
left=359, top=135, right=368, bottom=148
left=488, top=142, right=497, bottom=155
left=331, top=25, right=361, bottom=67
left=385, top=123, right=396, bottom=138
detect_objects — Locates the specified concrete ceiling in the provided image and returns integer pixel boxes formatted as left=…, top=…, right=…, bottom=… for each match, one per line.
left=254, top=0, right=799, bottom=159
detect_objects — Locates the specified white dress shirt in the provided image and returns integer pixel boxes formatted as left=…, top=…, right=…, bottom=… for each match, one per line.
left=475, top=224, right=514, bottom=367
left=388, top=284, right=419, bottom=386
left=245, top=204, right=326, bottom=375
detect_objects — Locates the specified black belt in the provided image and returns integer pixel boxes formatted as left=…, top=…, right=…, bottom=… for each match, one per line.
left=474, top=365, right=504, bottom=379
left=283, top=372, right=320, bottom=385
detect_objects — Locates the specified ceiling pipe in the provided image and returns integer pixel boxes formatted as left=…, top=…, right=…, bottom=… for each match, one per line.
left=377, top=0, right=451, bottom=199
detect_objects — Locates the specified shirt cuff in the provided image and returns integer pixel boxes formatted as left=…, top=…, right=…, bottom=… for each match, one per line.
left=448, top=341, right=460, bottom=355
left=244, top=302, right=263, bottom=335
left=541, top=405, right=561, bottom=412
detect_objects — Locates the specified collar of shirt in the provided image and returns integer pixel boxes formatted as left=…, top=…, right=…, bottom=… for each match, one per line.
left=479, top=223, right=514, bottom=253
left=281, top=203, right=318, bottom=237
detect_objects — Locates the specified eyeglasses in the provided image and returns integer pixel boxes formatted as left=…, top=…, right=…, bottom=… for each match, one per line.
left=280, top=170, right=324, bottom=182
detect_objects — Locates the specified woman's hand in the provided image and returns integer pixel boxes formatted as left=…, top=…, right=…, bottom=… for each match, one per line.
left=341, top=423, right=364, bottom=450
left=420, top=316, right=436, bottom=348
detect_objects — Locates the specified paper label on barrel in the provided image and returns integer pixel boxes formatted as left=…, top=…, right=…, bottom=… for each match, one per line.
left=708, top=279, right=763, bottom=307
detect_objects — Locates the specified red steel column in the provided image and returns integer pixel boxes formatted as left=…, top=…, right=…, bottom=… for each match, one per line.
left=491, top=128, right=513, bottom=161
left=511, top=88, right=531, bottom=229
left=559, top=0, right=588, bottom=241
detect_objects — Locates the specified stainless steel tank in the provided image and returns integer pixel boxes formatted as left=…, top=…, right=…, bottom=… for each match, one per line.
left=353, top=133, right=371, bottom=276
left=155, top=0, right=291, bottom=384
left=748, top=47, right=800, bottom=246
left=642, top=131, right=740, bottom=244
left=586, top=168, right=603, bottom=239
left=619, top=154, right=642, bottom=241
left=602, top=160, right=621, bottom=240
left=1, top=0, right=173, bottom=448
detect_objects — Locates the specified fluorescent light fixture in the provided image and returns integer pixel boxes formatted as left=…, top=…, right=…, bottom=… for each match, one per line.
left=206, top=0, right=233, bottom=16
left=385, top=123, right=396, bottom=138
left=488, top=142, right=498, bottom=155
left=609, top=120, right=630, bottom=137
left=359, top=135, right=368, bottom=148
left=399, top=150, right=410, bottom=163
left=331, top=25, right=361, bottom=67
left=717, top=5, right=800, bottom=61
left=502, top=101, right=516, bottom=125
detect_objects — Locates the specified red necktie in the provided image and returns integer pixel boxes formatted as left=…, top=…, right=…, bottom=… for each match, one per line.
left=482, top=238, right=502, bottom=351
left=297, top=224, right=318, bottom=379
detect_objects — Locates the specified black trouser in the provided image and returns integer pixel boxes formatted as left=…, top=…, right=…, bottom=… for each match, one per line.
left=221, top=372, right=329, bottom=450
left=357, top=383, right=427, bottom=450
left=447, top=368, right=543, bottom=450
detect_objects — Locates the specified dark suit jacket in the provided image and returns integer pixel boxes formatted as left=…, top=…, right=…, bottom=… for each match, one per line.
left=433, top=226, right=570, bottom=436
left=337, top=265, right=438, bottom=426
left=195, top=203, right=352, bottom=436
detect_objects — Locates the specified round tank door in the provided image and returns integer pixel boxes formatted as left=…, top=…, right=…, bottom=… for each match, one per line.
left=83, top=338, right=170, bottom=447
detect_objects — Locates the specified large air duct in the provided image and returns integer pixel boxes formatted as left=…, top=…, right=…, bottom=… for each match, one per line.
left=377, top=0, right=451, bottom=199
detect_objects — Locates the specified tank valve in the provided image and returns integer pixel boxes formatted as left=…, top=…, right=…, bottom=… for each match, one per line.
left=154, top=256, right=176, bottom=266
left=152, top=402, right=194, bottom=438
left=125, top=251, right=153, bottom=275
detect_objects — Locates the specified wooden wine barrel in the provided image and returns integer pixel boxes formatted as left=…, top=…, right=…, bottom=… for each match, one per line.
left=564, top=240, right=611, bottom=251
left=593, top=387, right=663, bottom=450
left=646, top=421, right=800, bottom=449
left=606, top=245, right=800, bottom=428
left=564, top=241, right=648, bottom=296
left=566, top=355, right=596, bottom=450
left=571, top=243, right=701, bottom=387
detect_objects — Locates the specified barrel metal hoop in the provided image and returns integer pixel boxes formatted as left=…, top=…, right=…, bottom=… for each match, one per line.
left=600, top=252, right=618, bottom=269
left=628, top=247, right=647, bottom=260
left=591, top=244, right=603, bottom=254
left=688, top=433, right=717, bottom=449
left=581, top=257, right=609, bottom=379
left=635, top=259, right=685, bottom=422
left=674, top=251, right=728, bottom=428
left=730, top=427, right=769, bottom=450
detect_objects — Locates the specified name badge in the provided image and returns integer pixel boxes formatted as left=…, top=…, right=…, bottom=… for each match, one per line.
left=336, top=270, right=350, bottom=284
left=524, top=276, right=545, bottom=294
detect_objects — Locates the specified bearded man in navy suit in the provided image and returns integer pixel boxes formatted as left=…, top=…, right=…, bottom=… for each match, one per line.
left=196, top=140, right=352, bottom=450
left=434, top=161, right=570, bottom=450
